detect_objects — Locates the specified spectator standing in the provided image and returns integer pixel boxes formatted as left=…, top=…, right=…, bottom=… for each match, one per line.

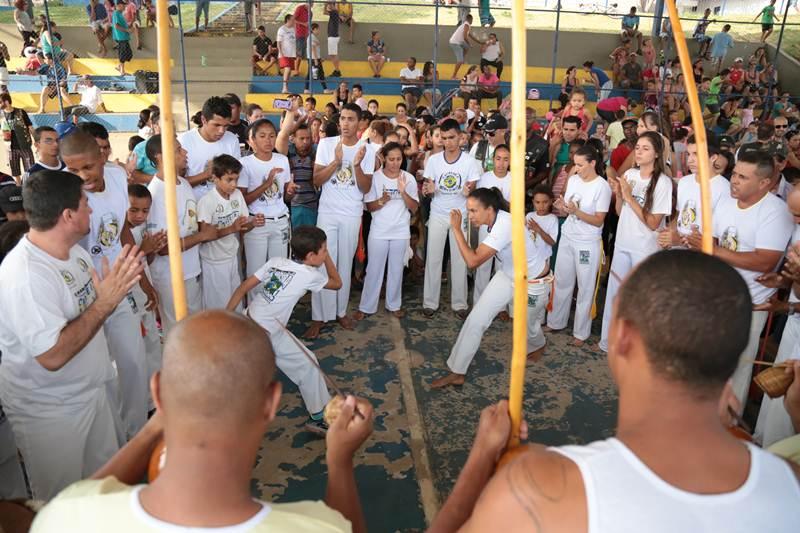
left=621, top=6, right=643, bottom=53
left=478, top=0, right=495, bottom=27
left=277, top=14, right=297, bottom=94
left=480, top=32, right=504, bottom=78
left=755, top=0, right=779, bottom=43
left=366, top=30, right=387, bottom=78
left=693, top=8, right=714, bottom=59
left=251, top=25, right=278, bottom=75
left=0, top=94, right=34, bottom=184
left=308, top=23, right=332, bottom=94
left=338, top=0, right=355, bottom=44
left=195, top=0, right=209, bottom=31
left=325, top=1, right=342, bottom=77
left=0, top=41, right=9, bottom=94
left=112, top=0, right=133, bottom=75
left=293, top=0, right=310, bottom=74
left=710, top=24, right=734, bottom=74
left=449, top=13, right=482, bottom=80
left=400, top=56, right=424, bottom=112
left=87, top=0, right=110, bottom=57
left=13, top=0, right=36, bottom=56
left=123, top=0, right=141, bottom=51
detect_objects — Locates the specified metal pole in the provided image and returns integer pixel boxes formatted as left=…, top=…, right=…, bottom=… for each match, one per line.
left=307, top=0, right=313, bottom=94
left=547, top=1, right=561, bottom=112
left=177, top=1, right=191, bottom=130
left=765, top=0, right=790, bottom=120
left=42, top=0, right=65, bottom=121
left=433, top=0, right=439, bottom=112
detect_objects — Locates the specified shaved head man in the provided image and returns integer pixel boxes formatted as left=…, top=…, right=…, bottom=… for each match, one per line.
left=33, top=311, right=374, bottom=533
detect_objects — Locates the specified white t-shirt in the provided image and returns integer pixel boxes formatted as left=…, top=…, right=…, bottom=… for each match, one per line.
left=449, top=22, right=469, bottom=45
left=310, top=33, right=321, bottom=60
left=365, top=169, right=419, bottom=240
left=77, top=84, right=103, bottom=113
left=476, top=171, right=511, bottom=201
left=526, top=212, right=560, bottom=260
left=399, top=66, right=423, bottom=89
left=775, top=175, right=791, bottom=201
left=482, top=42, right=501, bottom=61
left=423, top=151, right=482, bottom=218
left=790, top=225, right=800, bottom=304
left=482, top=210, right=544, bottom=279
left=315, top=136, right=376, bottom=217
left=238, top=153, right=291, bottom=218
left=80, top=165, right=130, bottom=272
left=197, top=187, right=247, bottom=263
left=277, top=24, right=296, bottom=58
left=247, top=257, right=328, bottom=334
left=146, top=176, right=201, bottom=281
left=176, top=129, right=241, bottom=200
left=0, top=238, right=115, bottom=408
left=31, top=477, right=351, bottom=533
left=713, top=193, right=794, bottom=304
left=561, top=175, right=612, bottom=242
left=615, top=168, right=673, bottom=256
left=676, top=174, right=731, bottom=237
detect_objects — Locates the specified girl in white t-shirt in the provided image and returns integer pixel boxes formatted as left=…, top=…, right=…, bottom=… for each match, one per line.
left=473, top=145, right=512, bottom=305
left=432, top=187, right=550, bottom=388
left=546, top=145, right=612, bottom=346
left=600, top=131, right=673, bottom=351
left=355, top=143, right=420, bottom=319
left=238, top=119, right=297, bottom=278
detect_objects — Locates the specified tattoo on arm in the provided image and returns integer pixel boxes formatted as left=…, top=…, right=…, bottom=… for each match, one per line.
left=504, top=452, right=569, bottom=532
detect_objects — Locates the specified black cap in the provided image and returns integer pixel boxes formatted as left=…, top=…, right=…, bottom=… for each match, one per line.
left=484, top=113, right=508, bottom=132
left=621, top=117, right=638, bottom=126
left=0, top=185, right=23, bottom=214
left=718, top=135, right=735, bottom=147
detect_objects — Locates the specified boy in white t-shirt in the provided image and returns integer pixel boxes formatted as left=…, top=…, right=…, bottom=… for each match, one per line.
left=227, top=226, right=343, bottom=434
left=145, top=135, right=218, bottom=335
left=422, top=119, right=482, bottom=319
left=685, top=151, right=793, bottom=405
left=61, top=131, right=151, bottom=439
left=198, top=154, right=261, bottom=310
left=526, top=185, right=560, bottom=265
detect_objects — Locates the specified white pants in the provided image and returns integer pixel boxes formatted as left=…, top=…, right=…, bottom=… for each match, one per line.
left=447, top=271, right=548, bottom=375
left=202, top=256, right=242, bottom=310
left=266, top=326, right=331, bottom=415
left=359, top=236, right=409, bottom=314
left=599, top=248, right=649, bottom=352
left=0, top=416, right=27, bottom=499
left=755, top=314, right=800, bottom=446
left=547, top=236, right=602, bottom=341
left=473, top=225, right=497, bottom=305
left=4, top=387, right=120, bottom=500
left=154, top=274, right=203, bottom=336
left=730, top=309, right=769, bottom=406
left=104, top=295, right=148, bottom=438
left=131, top=283, right=162, bottom=411
left=312, top=213, right=361, bottom=322
left=424, top=214, right=469, bottom=312
left=244, top=217, right=290, bottom=277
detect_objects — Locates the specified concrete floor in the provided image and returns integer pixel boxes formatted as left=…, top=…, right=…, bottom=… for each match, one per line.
left=253, top=275, right=618, bottom=533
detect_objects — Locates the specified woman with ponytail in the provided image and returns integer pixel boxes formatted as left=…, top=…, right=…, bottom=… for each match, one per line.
left=546, top=145, right=612, bottom=347
left=598, top=131, right=672, bottom=352
left=431, top=186, right=551, bottom=388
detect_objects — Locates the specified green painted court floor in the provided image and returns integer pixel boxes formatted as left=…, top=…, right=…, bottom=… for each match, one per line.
left=251, top=278, right=618, bottom=532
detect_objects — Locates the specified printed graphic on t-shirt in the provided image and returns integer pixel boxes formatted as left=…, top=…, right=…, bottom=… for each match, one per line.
left=721, top=226, right=738, bottom=251
left=213, top=200, right=243, bottom=229
left=568, top=193, right=582, bottom=222
left=259, top=268, right=296, bottom=303
left=332, top=161, right=356, bottom=187
left=679, top=199, right=697, bottom=230
left=628, top=179, right=646, bottom=207
left=61, top=265, right=97, bottom=312
left=185, top=199, right=199, bottom=233
left=93, top=212, right=121, bottom=255
left=260, top=180, right=282, bottom=202
left=438, top=172, right=463, bottom=195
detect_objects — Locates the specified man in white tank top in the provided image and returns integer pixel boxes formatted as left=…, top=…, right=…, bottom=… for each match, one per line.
left=429, top=250, right=800, bottom=533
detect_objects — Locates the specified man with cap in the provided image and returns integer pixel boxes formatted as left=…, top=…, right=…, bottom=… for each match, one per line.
left=0, top=185, right=25, bottom=225
left=469, top=113, right=508, bottom=173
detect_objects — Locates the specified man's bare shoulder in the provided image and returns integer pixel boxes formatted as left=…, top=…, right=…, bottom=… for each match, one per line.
left=459, top=444, right=587, bottom=533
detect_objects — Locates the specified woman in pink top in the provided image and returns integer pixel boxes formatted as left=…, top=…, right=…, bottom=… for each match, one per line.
left=477, top=63, right=501, bottom=107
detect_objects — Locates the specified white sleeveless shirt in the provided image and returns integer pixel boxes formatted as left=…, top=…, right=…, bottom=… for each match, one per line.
left=553, top=438, right=800, bottom=533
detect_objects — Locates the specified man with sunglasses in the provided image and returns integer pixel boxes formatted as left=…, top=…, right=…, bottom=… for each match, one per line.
left=469, top=113, right=507, bottom=173
left=773, top=117, right=790, bottom=141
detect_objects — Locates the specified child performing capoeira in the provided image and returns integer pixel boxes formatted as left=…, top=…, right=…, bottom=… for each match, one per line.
left=227, top=226, right=343, bottom=434
left=546, top=145, right=612, bottom=346
left=431, top=188, right=552, bottom=388
left=354, top=142, right=419, bottom=319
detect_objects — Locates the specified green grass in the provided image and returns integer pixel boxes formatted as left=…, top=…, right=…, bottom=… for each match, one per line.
left=0, top=2, right=232, bottom=30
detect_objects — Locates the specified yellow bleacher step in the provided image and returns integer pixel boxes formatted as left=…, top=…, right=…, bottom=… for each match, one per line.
left=11, top=92, right=158, bottom=113
left=8, top=58, right=162, bottom=76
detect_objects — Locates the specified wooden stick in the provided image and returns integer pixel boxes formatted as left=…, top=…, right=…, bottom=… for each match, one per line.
left=506, top=0, right=527, bottom=450
left=665, top=0, right=713, bottom=255
left=155, top=0, right=186, bottom=321
left=742, top=359, right=777, bottom=367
